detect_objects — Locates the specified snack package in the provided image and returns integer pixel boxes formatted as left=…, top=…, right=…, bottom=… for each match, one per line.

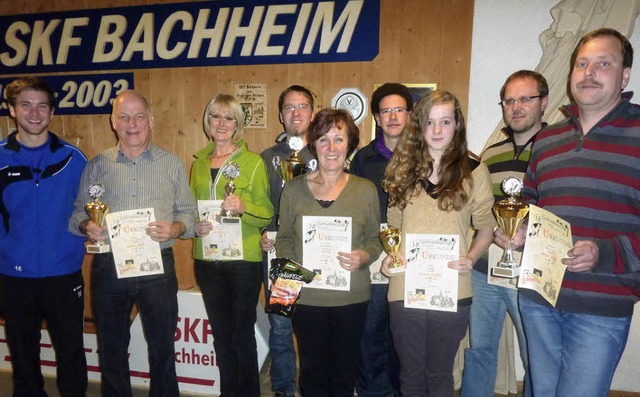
left=266, top=257, right=316, bottom=317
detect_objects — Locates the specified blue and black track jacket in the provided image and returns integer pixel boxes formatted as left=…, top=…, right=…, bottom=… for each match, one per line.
left=0, top=131, right=87, bottom=278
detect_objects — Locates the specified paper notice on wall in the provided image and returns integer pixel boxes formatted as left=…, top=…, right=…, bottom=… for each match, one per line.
left=235, top=83, right=267, bottom=129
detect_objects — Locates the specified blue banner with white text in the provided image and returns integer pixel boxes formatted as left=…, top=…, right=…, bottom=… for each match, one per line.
left=0, top=74, right=135, bottom=115
left=0, top=0, right=380, bottom=75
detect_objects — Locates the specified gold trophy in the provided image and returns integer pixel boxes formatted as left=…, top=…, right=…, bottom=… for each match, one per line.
left=85, top=183, right=110, bottom=254
left=379, top=226, right=404, bottom=274
left=217, top=161, right=241, bottom=221
left=492, top=176, right=529, bottom=278
left=265, top=137, right=307, bottom=261
left=278, top=136, right=307, bottom=183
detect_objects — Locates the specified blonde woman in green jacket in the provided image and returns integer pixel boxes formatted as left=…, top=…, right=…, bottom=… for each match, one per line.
left=190, top=93, right=273, bottom=397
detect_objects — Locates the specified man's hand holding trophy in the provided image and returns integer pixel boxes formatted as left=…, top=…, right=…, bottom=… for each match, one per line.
left=84, top=183, right=111, bottom=253
left=278, top=136, right=307, bottom=184
left=492, top=176, right=529, bottom=278
left=264, top=136, right=309, bottom=257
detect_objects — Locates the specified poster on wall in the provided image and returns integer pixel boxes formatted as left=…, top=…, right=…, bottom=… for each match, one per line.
left=235, top=84, right=267, bottom=129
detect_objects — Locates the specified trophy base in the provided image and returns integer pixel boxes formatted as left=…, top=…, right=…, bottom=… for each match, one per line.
left=87, top=243, right=110, bottom=254
left=216, top=215, right=241, bottom=224
left=388, top=265, right=406, bottom=274
left=492, top=266, right=520, bottom=278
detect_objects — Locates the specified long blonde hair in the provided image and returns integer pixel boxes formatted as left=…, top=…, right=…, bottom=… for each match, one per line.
left=383, top=90, right=473, bottom=211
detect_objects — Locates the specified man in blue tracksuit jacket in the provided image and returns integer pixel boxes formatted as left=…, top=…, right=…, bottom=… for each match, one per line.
left=0, top=76, right=88, bottom=396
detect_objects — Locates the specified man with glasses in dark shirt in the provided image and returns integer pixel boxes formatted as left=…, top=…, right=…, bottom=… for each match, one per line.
left=260, top=85, right=316, bottom=397
left=351, top=83, right=413, bottom=397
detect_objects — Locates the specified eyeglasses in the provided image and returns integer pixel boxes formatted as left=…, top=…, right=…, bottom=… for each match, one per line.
left=282, top=103, right=312, bottom=113
left=379, top=107, right=408, bottom=115
left=208, top=114, right=236, bottom=123
left=499, top=96, right=542, bottom=107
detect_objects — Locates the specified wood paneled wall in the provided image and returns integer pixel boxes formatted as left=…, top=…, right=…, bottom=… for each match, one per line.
left=0, top=0, right=474, bottom=308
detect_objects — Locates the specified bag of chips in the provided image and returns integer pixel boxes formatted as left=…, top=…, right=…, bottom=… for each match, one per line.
left=266, top=257, right=316, bottom=317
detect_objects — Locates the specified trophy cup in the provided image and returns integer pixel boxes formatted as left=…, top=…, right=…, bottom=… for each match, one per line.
left=218, top=161, right=241, bottom=220
left=85, top=183, right=111, bottom=254
left=492, top=176, right=529, bottom=278
left=379, top=226, right=404, bottom=274
left=277, top=136, right=307, bottom=184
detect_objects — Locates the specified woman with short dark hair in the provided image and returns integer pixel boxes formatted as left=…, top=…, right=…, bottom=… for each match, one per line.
left=276, top=108, right=382, bottom=397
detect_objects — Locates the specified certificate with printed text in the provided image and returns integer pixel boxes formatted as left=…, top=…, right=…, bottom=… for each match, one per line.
left=404, top=234, right=459, bottom=312
left=198, top=200, right=243, bottom=261
left=302, top=216, right=352, bottom=291
left=370, top=223, right=390, bottom=284
left=518, top=204, right=571, bottom=306
left=106, top=208, right=163, bottom=279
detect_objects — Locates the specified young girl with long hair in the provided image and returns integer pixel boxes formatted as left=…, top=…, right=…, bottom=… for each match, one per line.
left=382, top=90, right=495, bottom=397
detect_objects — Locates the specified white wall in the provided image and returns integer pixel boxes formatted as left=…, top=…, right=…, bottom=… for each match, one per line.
left=469, top=0, right=640, bottom=392
left=469, top=0, right=640, bottom=154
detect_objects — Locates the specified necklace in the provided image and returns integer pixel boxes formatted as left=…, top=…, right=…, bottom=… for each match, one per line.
left=211, top=146, right=236, bottom=159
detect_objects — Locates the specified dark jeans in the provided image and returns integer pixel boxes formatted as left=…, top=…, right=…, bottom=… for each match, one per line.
left=195, top=259, right=263, bottom=397
left=292, top=302, right=368, bottom=397
left=92, top=249, right=179, bottom=397
left=356, top=283, right=401, bottom=397
left=0, top=271, right=87, bottom=397
left=389, top=301, right=470, bottom=397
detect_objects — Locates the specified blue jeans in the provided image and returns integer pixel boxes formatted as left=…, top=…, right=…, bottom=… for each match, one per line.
left=264, top=256, right=297, bottom=396
left=519, top=294, right=631, bottom=397
left=196, top=259, right=263, bottom=397
left=92, top=249, right=179, bottom=397
left=268, top=313, right=297, bottom=395
left=461, top=270, right=531, bottom=397
left=355, top=283, right=400, bottom=397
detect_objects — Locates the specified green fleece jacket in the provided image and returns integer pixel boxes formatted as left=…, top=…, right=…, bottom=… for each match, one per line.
left=190, top=140, right=273, bottom=262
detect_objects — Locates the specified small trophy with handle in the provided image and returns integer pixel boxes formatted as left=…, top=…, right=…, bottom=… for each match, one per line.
left=379, top=226, right=404, bottom=274
left=492, top=176, right=529, bottom=278
left=217, top=162, right=241, bottom=223
left=277, top=136, right=307, bottom=184
left=85, top=183, right=110, bottom=253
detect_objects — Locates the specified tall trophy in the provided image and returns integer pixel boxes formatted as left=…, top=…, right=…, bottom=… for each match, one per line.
left=277, top=136, right=307, bottom=184
left=379, top=226, right=404, bottom=273
left=85, top=183, right=111, bottom=253
left=218, top=161, right=241, bottom=219
left=492, top=176, right=529, bottom=278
